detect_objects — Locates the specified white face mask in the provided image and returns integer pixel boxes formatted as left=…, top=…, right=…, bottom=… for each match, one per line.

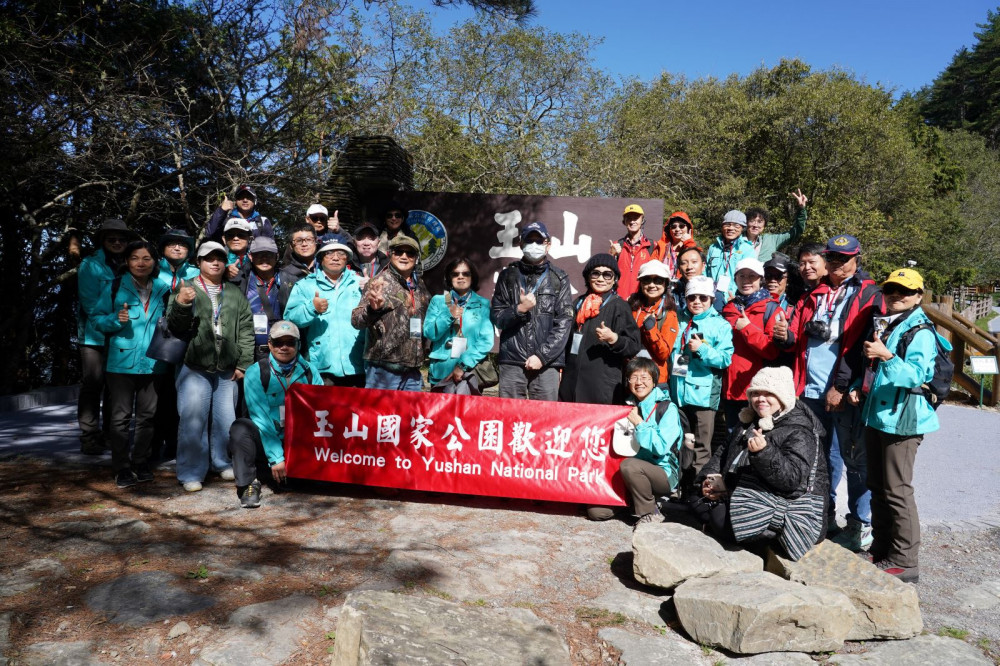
left=522, top=243, right=546, bottom=261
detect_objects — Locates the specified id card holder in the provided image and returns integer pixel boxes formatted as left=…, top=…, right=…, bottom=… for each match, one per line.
left=409, top=317, right=422, bottom=339
left=673, top=352, right=689, bottom=377
left=253, top=313, right=268, bottom=336
left=278, top=405, right=285, bottom=428
left=213, top=321, right=223, bottom=337
left=862, top=368, right=875, bottom=395
left=715, top=275, right=730, bottom=295
left=570, top=332, right=583, bottom=355
left=828, top=320, right=840, bottom=343
left=450, top=336, right=467, bottom=358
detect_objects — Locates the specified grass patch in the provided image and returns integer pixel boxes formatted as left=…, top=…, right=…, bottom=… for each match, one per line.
left=938, top=626, right=970, bottom=640
left=978, top=636, right=991, bottom=650
left=574, top=607, right=626, bottom=627
left=423, top=586, right=453, bottom=601
left=185, top=564, right=209, bottom=580
left=325, top=631, right=336, bottom=640
left=317, top=585, right=339, bottom=597
left=700, top=643, right=713, bottom=655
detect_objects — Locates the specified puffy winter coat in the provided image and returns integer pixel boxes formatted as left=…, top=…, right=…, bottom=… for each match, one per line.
left=285, top=270, right=365, bottom=378
left=668, top=308, right=734, bottom=410
left=491, top=260, right=573, bottom=369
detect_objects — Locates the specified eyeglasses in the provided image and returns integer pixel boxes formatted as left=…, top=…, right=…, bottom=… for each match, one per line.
left=825, top=253, right=854, bottom=265
left=386, top=212, right=404, bottom=219
left=627, top=374, right=654, bottom=384
left=640, top=277, right=667, bottom=286
left=686, top=294, right=711, bottom=303
left=270, top=337, right=297, bottom=348
left=392, top=247, right=418, bottom=258
left=291, top=237, right=316, bottom=246
left=883, top=284, right=919, bottom=297
left=105, top=236, right=128, bottom=243
left=721, top=222, right=743, bottom=229
left=451, top=271, right=471, bottom=278
left=589, top=270, right=616, bottom=280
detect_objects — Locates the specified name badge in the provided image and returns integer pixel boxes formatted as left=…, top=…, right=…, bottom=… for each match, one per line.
left=715, top=275, right=731, bottom=295
left=827, top=321, right=840, bottom=344
left=450, top=336, right=467, bottom=358
left=409, top=317, right=422, bottom=339
left=570, top=332, right=583, bottom=355
left=213, top=321, right=223, bottom=337
left=278, top=405, right=285, bottom=428
left=253, top=313, right=268, bottom=336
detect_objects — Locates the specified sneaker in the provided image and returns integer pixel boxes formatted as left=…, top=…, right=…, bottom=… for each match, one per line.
left=182, top=481, right=203, bottom=492
left=239, top=481, right=261, bottom=509
left=876, top=560, right=919, bottom=583
left=115, top=469, right=138, bottom=488
left=832, top=519, right=873, bottom=553
left=219, top=468, right=235, bottom=481
left=633, top=511, right=663, bottom=531
left=133, top=465, right=154, bottom=483
left=80, top=438, right=106, bottom=456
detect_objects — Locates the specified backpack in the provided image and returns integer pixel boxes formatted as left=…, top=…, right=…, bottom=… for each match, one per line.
left=257, top=357, right=313, bottom=392
left=895, top=322, right=954, bottom=409
left=653, top=395, right=693, bottom=447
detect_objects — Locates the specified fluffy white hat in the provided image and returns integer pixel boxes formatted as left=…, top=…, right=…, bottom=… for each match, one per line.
left=745, top=366, right=796, bottom=416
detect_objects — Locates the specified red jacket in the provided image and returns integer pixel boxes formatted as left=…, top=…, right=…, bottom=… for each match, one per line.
left=784, top=274, right=879, bottom=396
left=722, top=297, right=781, bottom=401
left=632, top=303, right=680, bottom=384
left=615, top=235, right=653, bottom=299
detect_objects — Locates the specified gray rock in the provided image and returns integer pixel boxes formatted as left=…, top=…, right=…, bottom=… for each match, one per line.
left=84, top=572, right=215, bottom=626
left=727, top=653, right=817, bottom=665
left=0, top=612, right=11, bottom=666
left=828, top=634, right=992, bottom=664
left=765, top=540, right=922, bottom=640
left=52, top=518, right=151, bottom=543
left=598, top=627, right=708, bottom=666
left=674, top=572, right=855, bottom=654
left=589, top=587, right=670, bottom=627
left=331, top=590, right=571, bottom=666
left=953, top=579, right=1000, bottom=609
left=20, top=640, right=106, bottom=666
left=632, top=522, right=763, bottom=590
left=0, top=558, right=66, bottom=598
left=195, top=594, right=319, bottom=666
left=168, top=621, right=191, bottom=639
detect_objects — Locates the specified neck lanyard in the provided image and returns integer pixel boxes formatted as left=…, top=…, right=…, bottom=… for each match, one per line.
left=268, top=359, right=296, bottom=394
left=520, top=266, right=549, bottom=295
left=820, top=284, right=847, bottom=321
left=681, top=318, right=698, bottom=346
left=405, top=278, right=417, bottom=315
left=198, top=276, right=223, bottom=324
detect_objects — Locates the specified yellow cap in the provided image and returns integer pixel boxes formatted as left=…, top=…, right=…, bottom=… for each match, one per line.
left=623, top=204, right=644, bottom=216
left=882, top=268, right=924, bottom=291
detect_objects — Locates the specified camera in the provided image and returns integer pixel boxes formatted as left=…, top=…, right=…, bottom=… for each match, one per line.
left=804, top=319, right=831, bottom=341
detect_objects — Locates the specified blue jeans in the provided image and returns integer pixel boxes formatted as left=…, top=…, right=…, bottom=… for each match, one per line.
left=801, top=396, right=844, bottom=516
left=365, top=365, right=422, bottom=391
left=833, top=403, right=871, bottom=525
left=175, top=365, right=236, bottom=483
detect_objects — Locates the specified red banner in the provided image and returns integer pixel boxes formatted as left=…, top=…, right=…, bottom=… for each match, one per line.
left=284, top=384, right=629, bottom=506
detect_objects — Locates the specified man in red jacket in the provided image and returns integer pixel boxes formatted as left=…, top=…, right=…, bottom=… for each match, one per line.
left=609, top=204, right=653, bottom=299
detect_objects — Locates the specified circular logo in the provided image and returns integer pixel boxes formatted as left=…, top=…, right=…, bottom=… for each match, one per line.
left=833, top=236, right=849, bottom=247
left=406, top=210, right=448, bottom=270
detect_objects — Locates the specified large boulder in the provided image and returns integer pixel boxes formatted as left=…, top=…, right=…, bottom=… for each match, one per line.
left=828, top=634, right=992, bottom=664
left=673, top=572, right=855, bottom=654
left=765, top=541, right=922, bottom=640
left=331, top=591, right=570, bottom=666
left=195, top=595, right=319, bottom=666
left=632, top=522, right=763, bottom=590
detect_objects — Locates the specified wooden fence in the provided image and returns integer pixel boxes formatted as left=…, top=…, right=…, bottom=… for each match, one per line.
left=923, top=293, right=1000, bottom=406
left=948, top=287, right=996, bottom=322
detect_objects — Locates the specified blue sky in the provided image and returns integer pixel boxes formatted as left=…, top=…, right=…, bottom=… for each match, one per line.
left=429, top=1, right=998, bottom=95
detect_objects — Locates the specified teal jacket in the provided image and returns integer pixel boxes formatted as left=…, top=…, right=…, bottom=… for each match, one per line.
left=244, top=354, right=323, bottom=466
left=423, top=291, right=495, bottom=384
left=284, top=271, right=365, bottom=378
left=751, top=208, right=807, bottom=262
left=669, top=307, right=734, bottom=410
left=705, top=236, right=756, bottom=302
left=77, top=250, right=118, bottom=346
left=860, top=308, right=948, bottom=436
left=166, top=281, right=254, bottom=373
left=632, top=387, right=683, bottom=490
left=156, top=258, right=199, bottom=291
left=92, top=277, right=172, bottom=375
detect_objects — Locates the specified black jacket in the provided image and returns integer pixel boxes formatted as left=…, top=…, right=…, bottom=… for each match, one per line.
left=277, top=254, right=316, bottom=308
left=559, top=293, right=641, bottom=405
left=490, top=260, right=574, bottom=369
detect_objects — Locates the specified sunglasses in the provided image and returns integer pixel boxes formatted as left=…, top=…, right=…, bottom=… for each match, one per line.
left=825, top=253, right=854, bottom=265
left=764, top=271, right=786, bottom=280
left=224, top=231, right=250, bottom=239
left=686, top=294, right=711, bottom=303
left=308, top=215, right=328, bottom=223
left=386, top=212, right=405, bottom=219
left=451, top=271, right=471, bottom=278
left=392, top=247, right=418, bottom=257
left=589, top=270, right=616, bottom=280
left=640, top=277, right=667, bottom=285
left=667, top=222, right=689, bottom=229
left=270, top=337, right=297, bottom=348
left=883, top=284, right=919, bottom=297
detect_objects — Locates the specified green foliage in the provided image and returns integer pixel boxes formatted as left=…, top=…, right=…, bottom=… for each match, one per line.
left=185, top=565, right=209, bottom=580
left=938, top=626, right=970, bottom=640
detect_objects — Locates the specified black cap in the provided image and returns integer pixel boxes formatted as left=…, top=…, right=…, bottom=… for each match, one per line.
left=159, top=228, right=195, bottom=252
left=764, top=252, right=790, bottom=273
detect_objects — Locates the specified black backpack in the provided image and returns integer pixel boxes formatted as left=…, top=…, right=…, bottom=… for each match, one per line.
left=895, top=322, right=953, bottom=409
left=257, top=357, right=313, bottom=392
left=652, top=394, right=692, bottom=446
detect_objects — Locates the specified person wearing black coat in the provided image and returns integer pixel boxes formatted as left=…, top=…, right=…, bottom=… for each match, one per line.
left=559, top=254, right=641, bottom=405
left=695, top=366, right=829, bottom=559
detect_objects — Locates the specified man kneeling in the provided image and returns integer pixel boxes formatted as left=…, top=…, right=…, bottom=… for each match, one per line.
left=228, top=321, right=322, bottom=508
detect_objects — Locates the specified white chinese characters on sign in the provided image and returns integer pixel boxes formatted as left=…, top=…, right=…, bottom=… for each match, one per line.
left=377, top=415, right=401, bottom=446
left=443, top=417, right=472, bottom=451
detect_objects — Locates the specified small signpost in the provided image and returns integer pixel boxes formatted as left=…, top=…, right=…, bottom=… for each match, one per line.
left=970, top=355, right=1000, bottom=408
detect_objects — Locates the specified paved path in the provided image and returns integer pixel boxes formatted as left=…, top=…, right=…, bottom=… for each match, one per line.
left=1, top=400, right=998, bottom=531
left=989, top=305, right=1000, bottom=334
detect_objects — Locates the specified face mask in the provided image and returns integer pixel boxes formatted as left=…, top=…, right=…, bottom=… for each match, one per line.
left=522, top=243, right=546, bottom=261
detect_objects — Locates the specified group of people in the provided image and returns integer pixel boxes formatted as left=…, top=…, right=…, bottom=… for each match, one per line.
left=75, top=186, right=942, bottom=583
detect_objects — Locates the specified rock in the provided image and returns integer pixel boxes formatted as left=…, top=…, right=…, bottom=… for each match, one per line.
left=0, top=612, right=11, bottom=666
left=765, top=540, right=922, bottom=640
left=673, top=572, right=855, bottom=654
left=331, top=590, right=570, bottom=666
left=726, top=653, right=817, bottom=665
left=0, top=558, right=66, bottom=598
left=168, top=621, right=191, bottom=639
left=828, top=634, right=992, bottom=664
left=589, top=587, right=670, bottom=627
left=632, top=522, right=762, bottom=590
left=52, top=518, right=151, bottom=543
left=20, top=640, right=105, bottom=666
left=84, top=572, right=215, bottom=626
left=598, top=627, right=709, bottom=666
left=195, top=595, right=319, bottom=666
left=953, top=579, right=1000, bottom=609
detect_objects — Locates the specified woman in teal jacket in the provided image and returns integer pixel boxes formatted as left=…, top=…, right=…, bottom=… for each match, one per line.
left=848, top=269, right=948, bottom=583
left=92, top=240, right=171, bottom=488
left=669, top=275, right=734, bottom=486
left=423, top=258, right=495, bottom=389
left=284, top=242, right=365, bottom=387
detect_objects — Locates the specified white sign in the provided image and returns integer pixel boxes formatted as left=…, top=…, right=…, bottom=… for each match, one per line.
left=970, top=356, right=999, bottom=375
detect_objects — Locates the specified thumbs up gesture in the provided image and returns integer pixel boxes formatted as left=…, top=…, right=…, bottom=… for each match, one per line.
left=221, top=195, right=234, bottom=212
left=517, top=287, right=536, bottom=313
left=595, top=320, right=618, bottom=345
left=117, top=302, right=130, bottom=323
left=328, top=209, right=340, bottom=232
left=772, top=311, right=788, bottom=342
left=176, top=281, right=196, bottom=306
left=735, top=310, right=751, bottom=331
left=609, top=239, right=621, bottom=257
left=313, top=290, right=329, bottom=314
left=863, top=326, right=892, bottom=361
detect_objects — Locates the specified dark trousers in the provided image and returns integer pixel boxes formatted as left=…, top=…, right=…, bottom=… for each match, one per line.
left=228, top=418, right=276, bottom=490
left=78, top=344, right=110, bottom=444
left=619, top=458, right=673, bottom=516
left=682, top=406, right=717, bottom=474
left=865, top=427, right=921, bottom=567
left=152, top=371, right=179, bottom=462
left=322, top=373, right=365, bottom=388
left=105, top=372, right=158, bottom=472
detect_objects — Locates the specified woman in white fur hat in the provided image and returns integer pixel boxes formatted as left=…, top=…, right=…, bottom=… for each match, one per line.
left=693, top=366, right=829, bottom=561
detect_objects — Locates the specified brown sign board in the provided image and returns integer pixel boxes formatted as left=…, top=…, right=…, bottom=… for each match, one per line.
left=377, top=191, right=665, bottom=299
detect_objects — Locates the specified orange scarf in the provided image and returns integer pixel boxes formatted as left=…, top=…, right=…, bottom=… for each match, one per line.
left=576, top=293, right=604, bottom=327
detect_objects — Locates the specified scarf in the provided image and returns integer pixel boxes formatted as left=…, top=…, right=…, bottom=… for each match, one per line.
left=451, top=290, right=470, bottom=308
left=576, top=293, right=605, bottom=326
left=733, top=287, right=771, bottom=311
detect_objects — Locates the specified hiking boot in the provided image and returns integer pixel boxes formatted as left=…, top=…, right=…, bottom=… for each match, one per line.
left=133, top=464, right=154, bottom=483
left=80, top=438, right=106, bottom=455
left=633, top=512, right=662, bottom=531
left=239, top=481, right=261, bottom=509
left=832, top=519, right=873, bottom=552
left=182, top=481, right=203, bottom=492
left=876, top=560, right=919, bottom=583
left=219, top=468, right=235, bottom=481
left=115, top=469, right=138, bottom=488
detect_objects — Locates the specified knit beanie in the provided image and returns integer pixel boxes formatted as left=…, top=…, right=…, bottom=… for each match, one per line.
left=582, top=253, right=620, bottom=281
left=745, top=366, right=796, bottom=416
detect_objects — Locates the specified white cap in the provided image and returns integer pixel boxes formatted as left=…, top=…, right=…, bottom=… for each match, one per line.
left=307, top=204, right=329, bottom=217
left=318, top=242, right=354, bottom=260
left=637, top=260, right=670, bottom=280
left=734, top=257, right=765, bottom=278
left=223, top=218, right=253, bottom=234
left=269, top=320, right=300, bottom=340
left=196, top=241, right=228, bottom=259
left=685, top=275, right=716, bottom=298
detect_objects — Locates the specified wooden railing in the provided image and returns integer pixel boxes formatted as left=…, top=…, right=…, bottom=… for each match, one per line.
left=948, top=287, right=996, bottom=322
left=923, top=293, right=1000, bottom=406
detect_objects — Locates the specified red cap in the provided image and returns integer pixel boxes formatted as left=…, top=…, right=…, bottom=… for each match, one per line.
left=666, top=211, right=692, bottom=227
